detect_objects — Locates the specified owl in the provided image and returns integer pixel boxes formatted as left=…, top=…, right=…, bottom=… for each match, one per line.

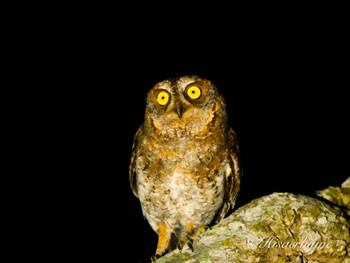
left=129, top=75, right=241, bottom=261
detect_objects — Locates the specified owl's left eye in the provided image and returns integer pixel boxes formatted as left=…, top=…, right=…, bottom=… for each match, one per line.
left=156, top=91, right=170, bottom=106
left=186, top=85, right=202, bottom=100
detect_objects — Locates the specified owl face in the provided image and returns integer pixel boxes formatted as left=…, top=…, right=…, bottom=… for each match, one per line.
left=144, top=75, right=227, bottom=137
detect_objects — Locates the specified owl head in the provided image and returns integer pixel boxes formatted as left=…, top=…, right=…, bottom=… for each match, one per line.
left=143, top=75, right=228, bottom=138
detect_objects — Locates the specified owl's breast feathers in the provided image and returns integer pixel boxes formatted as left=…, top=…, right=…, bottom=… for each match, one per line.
left=129, top=121, right=241, bottom=223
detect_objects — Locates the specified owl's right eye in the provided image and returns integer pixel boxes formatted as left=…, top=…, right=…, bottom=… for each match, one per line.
left=156, top=91, right=170, bottom=106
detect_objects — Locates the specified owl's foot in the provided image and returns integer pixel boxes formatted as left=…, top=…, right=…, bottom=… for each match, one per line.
left=177, top=236, right=194, bottom=251
left=190, top=225, right=210, bottom=240
left=191, top=226, right=210, bottom=240
left=177, top=224, right=210, bottom=251
left=150, top=254, right=161, bottom=262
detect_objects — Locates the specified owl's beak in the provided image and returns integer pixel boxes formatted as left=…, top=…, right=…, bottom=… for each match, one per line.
left=175, top=101, right=186, bottom=118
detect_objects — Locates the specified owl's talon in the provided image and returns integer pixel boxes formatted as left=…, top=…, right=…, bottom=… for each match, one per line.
left=190, top=225, right=210, bottom=240
left=177, top=237, right=194, bottom=251
left=150, top=254, right=161, bottom=262
left=187, top=240, right=194, bottom=251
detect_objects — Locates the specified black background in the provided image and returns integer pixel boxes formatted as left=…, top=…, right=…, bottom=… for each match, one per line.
left=50, top=14, right=349, bottom=263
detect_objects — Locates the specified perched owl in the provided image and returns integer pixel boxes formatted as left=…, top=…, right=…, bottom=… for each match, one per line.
left=129, top=75, right=241, bottom=260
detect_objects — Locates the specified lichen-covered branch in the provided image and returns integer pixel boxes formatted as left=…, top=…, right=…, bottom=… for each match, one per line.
left=155, top=178, right=350, bottom=263
left=317, top=176, right=350, bottom=216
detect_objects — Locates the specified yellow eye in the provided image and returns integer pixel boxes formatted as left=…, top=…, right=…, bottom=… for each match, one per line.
left=186, top=86, right=202, bottom=100
left=156, top=91, right=170, bottom=106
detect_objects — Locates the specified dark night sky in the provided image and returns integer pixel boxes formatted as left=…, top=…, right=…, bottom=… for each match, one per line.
left=54, top=19, right=349, bottom=263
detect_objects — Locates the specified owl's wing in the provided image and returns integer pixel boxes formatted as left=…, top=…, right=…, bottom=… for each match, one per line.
left=129, top=125, right=143, bottom=198
left=213, top=127, right=242, bottom=224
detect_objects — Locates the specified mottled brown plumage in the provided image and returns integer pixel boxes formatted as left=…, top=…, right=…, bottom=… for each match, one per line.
left=129, top=75, right=241, bottom=260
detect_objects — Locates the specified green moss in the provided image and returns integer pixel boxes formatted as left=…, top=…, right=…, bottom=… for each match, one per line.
left=221, top=238, right=233, bottom=246
left=306, top=205, right=322, bottom=218
left=252, top=221, right=272, bottom=233
left=196, top=250, right=210, bottom=261
left=327, top=222, right=350, bottom=239
left=317, top=185, right=350, bottom=212
left=275, top=255, right=292, bottom=263
left=157, top=251, right=193, bottom=263
left=283, top=208, right=296, bottom=226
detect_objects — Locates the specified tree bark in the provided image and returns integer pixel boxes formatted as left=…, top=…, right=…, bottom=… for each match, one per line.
left=156, top=177, right=350, bottom=263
